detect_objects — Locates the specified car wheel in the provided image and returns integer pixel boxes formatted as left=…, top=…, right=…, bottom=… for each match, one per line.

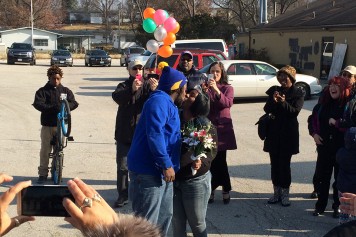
left=295, top=82, right=311, bottom=100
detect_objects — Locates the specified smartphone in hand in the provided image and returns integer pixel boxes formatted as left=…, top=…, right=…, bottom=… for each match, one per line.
left=17, top=185, right=74, bottom=217
left=147, top=73, right=159, bottom=80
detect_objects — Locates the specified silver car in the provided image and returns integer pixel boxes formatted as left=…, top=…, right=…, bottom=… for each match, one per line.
left=199, top=60, right=322, bottom=99
left=120, top=46, right=145, bottom=67
left=127, top=50, right=152, bottom=66
left=50, top=50, right=73, bottom=67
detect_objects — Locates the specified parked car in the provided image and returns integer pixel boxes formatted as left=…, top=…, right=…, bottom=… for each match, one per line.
left=7, top=42, right=36, bottom=65
left=198, top=60, right=322, bottom=99
left=144, top=48, right=227, bottom=74
left=127, top=50, right=152, bottom=66
left=50, top=50, right=73, bottom=67
left=172, top=39, right=229, bottom=59
left=84, top=49, right=111, bottom=67
left=120, top=46, right=145, bottom=67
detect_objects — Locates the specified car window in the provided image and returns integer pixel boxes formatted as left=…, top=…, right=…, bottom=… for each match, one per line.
left=54, top=51, right=71, bottom=56
left=232, top=63, right=252, bottom=75
left=202, top=55, right=219, bottom=67
left=216, top=53, right=226, bottom=60
left=226, top=64, right=236, bottom=75
left=146, top=54, right=179, bottom=69
left=253, top=63, right=277, bottom=75
left=129, top=48, right=145, bottom=54
left=91, top=50, right=107, bottom=56
left=142, top=50, right=152, bottom=56
left=175, top=42, right=224, bottom=52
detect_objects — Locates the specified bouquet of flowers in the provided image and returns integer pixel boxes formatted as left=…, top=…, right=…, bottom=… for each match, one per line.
left=182, top=120, right=216, bottom=175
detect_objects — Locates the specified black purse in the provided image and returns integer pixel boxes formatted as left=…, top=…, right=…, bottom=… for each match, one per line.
left=255, top=113, right=275, bottom=140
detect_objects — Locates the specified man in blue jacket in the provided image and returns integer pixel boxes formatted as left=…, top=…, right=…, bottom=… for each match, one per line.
left=127, top=66, right=187, bottom=236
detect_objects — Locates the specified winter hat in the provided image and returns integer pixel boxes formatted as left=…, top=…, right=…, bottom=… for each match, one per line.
left=158, top=66, right=187, bottom=92
left=342, top=65, right=356, bottom=75
left=277, top=65, right=296, bottom=83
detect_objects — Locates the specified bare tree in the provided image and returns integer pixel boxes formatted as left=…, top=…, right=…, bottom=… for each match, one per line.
left=0, top=0, right=64, bottom=28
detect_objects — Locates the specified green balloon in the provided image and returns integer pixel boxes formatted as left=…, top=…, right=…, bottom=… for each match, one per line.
left=143, top=18, right=156, bottom=33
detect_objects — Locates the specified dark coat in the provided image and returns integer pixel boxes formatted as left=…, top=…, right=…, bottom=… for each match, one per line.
left=112, top=76, right=152, bottom=144
left=336, top=146, right=356, bottom=193
left=33, top=82, right=78, bottom=127
left=263, top=85, right=304, bottom=155
left=207, top=84, right=237, bottom=151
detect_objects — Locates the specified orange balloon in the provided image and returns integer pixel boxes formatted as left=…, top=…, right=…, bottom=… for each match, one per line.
left=158, top=45, right=173, bottom=58
left=163, top=32, right=176, bottom=45
left=143, top=7, right=155, bottom=19
left=172, top=22, right=180, bottom=34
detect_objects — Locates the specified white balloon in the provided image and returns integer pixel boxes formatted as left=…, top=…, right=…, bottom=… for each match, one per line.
left=146, top=39, right=159, bottom=53
left=154, top=26, right=167, bottom=42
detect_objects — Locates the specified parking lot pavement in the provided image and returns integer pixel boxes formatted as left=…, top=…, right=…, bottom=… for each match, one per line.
left=0, top=61, right=337, bottom=236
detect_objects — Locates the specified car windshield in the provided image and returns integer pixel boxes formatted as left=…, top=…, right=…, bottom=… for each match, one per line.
left=141, top=50, right=152, bottom=56
left=53, top=51, right=71, bottom=56
left=91, top=50, right=107, bottom=56
left=130, top=48, right=145, bottom=54
left=12, top=43, right=32, bottom=49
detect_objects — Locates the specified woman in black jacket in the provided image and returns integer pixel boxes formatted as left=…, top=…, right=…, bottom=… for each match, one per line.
left=308, top=76, right=350, bottom=217
left=263, top=65, right=304, bottom=207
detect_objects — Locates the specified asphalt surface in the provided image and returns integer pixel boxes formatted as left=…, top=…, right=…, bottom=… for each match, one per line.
left=0, top=59, right=337, bottom=237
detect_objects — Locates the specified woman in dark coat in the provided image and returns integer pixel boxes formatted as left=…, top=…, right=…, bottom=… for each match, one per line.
left=263, top=65, right=304, bottom=207
left=205, top=61, right=237, bottom=204
left=307, top=77, right=350, bottom=217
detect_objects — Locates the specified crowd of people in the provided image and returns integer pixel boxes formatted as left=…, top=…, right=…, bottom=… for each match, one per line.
left=2, top=54, right=356, bottom=236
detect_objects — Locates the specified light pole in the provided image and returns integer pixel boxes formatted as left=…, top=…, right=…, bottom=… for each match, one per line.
left=118, top=1, right=122, bottom=50
left=31, top=0, right=34, bottom=46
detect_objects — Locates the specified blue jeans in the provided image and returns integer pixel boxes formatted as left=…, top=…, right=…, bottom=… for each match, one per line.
left=173, top=171, right=211, bottom=237
left=129, top=171, right=173, bottom=237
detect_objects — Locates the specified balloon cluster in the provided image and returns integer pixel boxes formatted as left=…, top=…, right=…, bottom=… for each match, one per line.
left=143, top=8, right=180, bottom=58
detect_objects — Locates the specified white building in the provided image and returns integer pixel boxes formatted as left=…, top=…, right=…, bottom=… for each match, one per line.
left=0, top=27, right=60, bottom=52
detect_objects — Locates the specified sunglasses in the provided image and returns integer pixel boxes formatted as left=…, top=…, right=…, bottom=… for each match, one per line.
left=342, top=72, right=353, bottom=78
left=132, top=67, right=143, bottom=70
left=181, top=58, right=192, bottom=62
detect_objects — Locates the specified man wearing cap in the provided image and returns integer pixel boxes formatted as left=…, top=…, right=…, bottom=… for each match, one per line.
left=176, top=50, right=205, bottom=90
left=112, top=59, right=157, bottom=208
left=127, top=66, right=187, bottom=236
left=341, top=65, right=356, bottom=92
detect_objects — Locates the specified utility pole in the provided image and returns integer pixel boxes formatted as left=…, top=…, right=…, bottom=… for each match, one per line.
left=31, top=0, right=34, bottom=46
left=118, top=1, right=122, bottom=50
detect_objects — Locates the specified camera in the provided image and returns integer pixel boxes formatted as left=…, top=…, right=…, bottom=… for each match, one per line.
left=17, top=185, right=74, bottom=217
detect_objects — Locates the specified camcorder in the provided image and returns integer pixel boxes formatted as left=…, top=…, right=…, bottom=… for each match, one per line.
left=17, top=185, right=74, bottom=217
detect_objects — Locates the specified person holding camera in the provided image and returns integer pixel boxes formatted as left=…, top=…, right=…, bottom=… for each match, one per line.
left=33, top=65, right=78, bottom=184
left=263, top=65, right=304, bottom=207
left=204, top=61, right=237, bottom=205
left=112, top=59, right=158, bottom=208
left=0, top=174, right=34, bottom=236
left=0, top=173, right=161, bottom=237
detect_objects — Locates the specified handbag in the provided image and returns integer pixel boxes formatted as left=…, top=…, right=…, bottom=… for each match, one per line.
left=255, top=113, right=275, bottom=140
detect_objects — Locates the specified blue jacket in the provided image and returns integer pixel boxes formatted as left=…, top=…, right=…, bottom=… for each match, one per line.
left=127, top=90, right=181, bottom=177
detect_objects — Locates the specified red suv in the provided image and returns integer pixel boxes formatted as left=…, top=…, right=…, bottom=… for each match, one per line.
left=144, top=48, right=227, bottom=72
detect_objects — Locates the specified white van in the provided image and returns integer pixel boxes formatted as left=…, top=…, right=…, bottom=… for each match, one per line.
left=172, top=39, right=229, bottom=59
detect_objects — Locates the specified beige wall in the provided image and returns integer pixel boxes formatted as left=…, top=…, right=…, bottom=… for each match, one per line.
left=237, top=28, right=356, bottom=79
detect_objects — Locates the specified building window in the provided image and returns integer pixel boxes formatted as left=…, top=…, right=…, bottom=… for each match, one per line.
left=34, top=39, right=48, bottom=46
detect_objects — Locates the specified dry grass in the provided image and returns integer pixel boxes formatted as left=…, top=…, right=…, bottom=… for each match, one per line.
left=0, top=52, right=121, bottom=60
